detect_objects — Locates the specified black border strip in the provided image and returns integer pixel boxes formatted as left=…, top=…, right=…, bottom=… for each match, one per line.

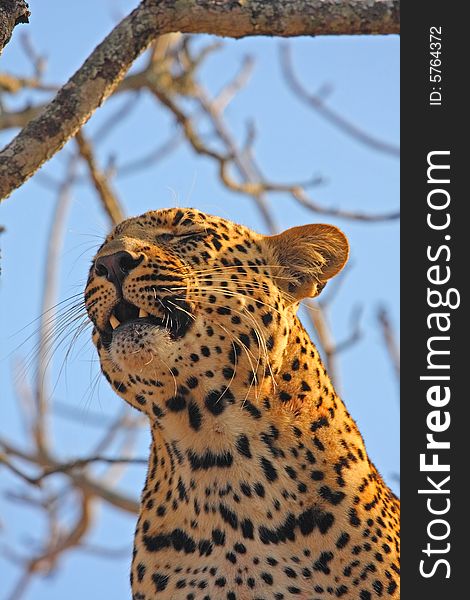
left=401, top=4, right=466, bottom=598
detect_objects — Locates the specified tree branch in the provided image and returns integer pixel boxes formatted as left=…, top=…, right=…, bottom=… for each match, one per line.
left=280, top=43, right=400, bottom=157
left=0, top=0, right=30, bottom=56
left=0, top=0, right=399, bottom=201
left=75, top=131, right=125, bottom=226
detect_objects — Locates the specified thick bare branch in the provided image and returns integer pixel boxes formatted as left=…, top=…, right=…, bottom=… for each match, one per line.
left=0, top=0, right=30, bottom=55
left=0, top=0, right=399, bottom=201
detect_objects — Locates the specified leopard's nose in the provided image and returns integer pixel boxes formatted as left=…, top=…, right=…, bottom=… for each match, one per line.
left=94, top=251, right=143, bottom=289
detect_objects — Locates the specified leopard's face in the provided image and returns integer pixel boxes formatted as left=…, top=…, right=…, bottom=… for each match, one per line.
left=84, top=208, right=348, bottom=415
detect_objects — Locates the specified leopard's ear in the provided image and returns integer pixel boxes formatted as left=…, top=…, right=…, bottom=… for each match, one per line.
left=264, top=223, right=349, bottom=301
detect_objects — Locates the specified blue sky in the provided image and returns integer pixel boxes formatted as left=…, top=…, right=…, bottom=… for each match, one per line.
left=0, top=2, right=399, bottom=598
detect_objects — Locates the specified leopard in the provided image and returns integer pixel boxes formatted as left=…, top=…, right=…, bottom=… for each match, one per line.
left=84, top=207, right=400, bottom=600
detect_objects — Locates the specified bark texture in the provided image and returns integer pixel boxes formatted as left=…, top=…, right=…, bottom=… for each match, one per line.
left=0, top=0, right=399, bottom=201
left=0, top=0, right=29, bottom=55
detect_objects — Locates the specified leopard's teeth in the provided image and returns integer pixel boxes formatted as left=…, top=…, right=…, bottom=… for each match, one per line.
left=139, top=308, right=149, bottom=318
left=109, top=314, right=121, bottom=330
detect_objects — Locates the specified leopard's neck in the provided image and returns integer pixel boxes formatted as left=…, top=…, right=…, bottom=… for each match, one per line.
left=137, top=317, right=397, bottom=552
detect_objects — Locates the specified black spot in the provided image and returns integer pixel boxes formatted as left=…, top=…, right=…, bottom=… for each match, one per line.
left=223, top=367, right=234, bottom=380
left=240, top=482, right=252, bottom=497
left=279, top=391, right=292, bottom=402
left=261, top=572, right=273, bottom=585
left=212, top=529, right=226, bottom=545
left=152, top=573, right=169, bottom=592
left=291, top=358, right=300, bottom=371
left=285, top=466, right=297, bottom=480
left=152, top=403, right=165, bottom=418
left=311, top=470, right=325, bottom=481
left=313, top=551, right=334, bottom=574
left=236, top=434, right=252, bottom=458
left=166, top=395, right=187, bottom=412
left=228, top=341, right=242, bottom=365
left=242, top=400, right=262, bottom=419
left=113, top=380, right=127, bottom=393
left=336, top=532, right=350, bottom=549
left=201, top=346, right=211, bottom=357
left=372, top=580, right=383, bottom=595
left=205, top=390, right=226, bottom=415
left=259, top=513, right=296, bottom=545
left=261, top=457, right=278, bottom=482
left=239, top=332, right=251, bottom=348
left=172, top=210, right=185, bottom=225
left=188, top=450, right=233, bottom=470
left=188, top=401, right=202, bottom=431
left=135, top=394, right=146, bottom=405
left=171, top=528, right=196, bottom=553
left=387, top=580, right=397, bottom=595
left=262, top=312, right=273, bottom=326
left=319, top=486, right=346, bottom=505
left=177, top=478, right=188, bottom=501
left=198, top=539, right=213, bottom=557
left=219, top=503, right=238, bottom=530
left=360, top=591, right=371, bottom=600
left=137, top=562, right=146, bottom=582
left=143, top=533, right=171, bottom=552
left=241, top=519, right=254, bottom=539
left=215, top=577, right=226, bottom=587
left=349, top=508, right=361, bottom=527
left=234, top=542, right=246, bottom=554
left=298, top=507, right=335, bottom=535
left=336, top=585, right=349, bottom=597
left=254, top=482, right=265, bottom=498
left=311, top=416, right=329, bottom=432
left=186, top=376, right=199, bottom=389
left=284, top=567, right=297, bottom=578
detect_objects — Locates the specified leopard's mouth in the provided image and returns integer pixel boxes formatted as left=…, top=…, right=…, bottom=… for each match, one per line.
left=100, top=298, right=192, bottom=348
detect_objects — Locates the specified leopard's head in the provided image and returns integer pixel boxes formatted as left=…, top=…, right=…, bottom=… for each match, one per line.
left=85, top=208, right=348, bottom=415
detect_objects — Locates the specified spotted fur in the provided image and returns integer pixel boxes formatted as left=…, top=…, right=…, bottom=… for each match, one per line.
left=85, top=208, right=399, bottom=600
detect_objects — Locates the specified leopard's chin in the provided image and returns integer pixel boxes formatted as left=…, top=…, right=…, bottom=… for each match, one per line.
left=108, top=320, right=174, bottom=372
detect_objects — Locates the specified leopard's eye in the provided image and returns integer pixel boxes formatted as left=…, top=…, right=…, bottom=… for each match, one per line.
left=158, top=231, right=205, bottom=243
left=158, top=233, right=174, bottom=242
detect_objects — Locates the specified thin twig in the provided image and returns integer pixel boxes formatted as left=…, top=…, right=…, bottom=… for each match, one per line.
left=377, top=305, right=400, bottom=383
left=75, top=130, right=125, bottom=226
left=280, top=44, right=400, bottom=158
left=35, top=157, right=78, bottom=455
